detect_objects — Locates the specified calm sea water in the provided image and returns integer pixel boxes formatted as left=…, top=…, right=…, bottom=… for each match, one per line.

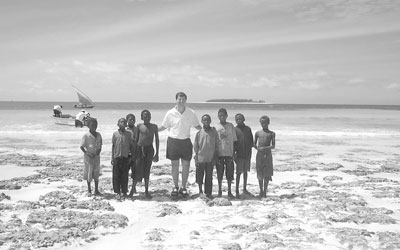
left=1, top=101, right=399, bottom=163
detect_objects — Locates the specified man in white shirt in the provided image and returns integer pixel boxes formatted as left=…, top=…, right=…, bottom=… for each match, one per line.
left=75, top=109, right=88, bottom=127
left=159, top=92, right=201, bottom=196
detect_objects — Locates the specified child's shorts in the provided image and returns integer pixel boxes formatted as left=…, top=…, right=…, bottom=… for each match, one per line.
left=216, top=157, right=234, bottom=181
left=235, top=157, right=251, bottom=174
left=83, top=156, right=100, bottom=181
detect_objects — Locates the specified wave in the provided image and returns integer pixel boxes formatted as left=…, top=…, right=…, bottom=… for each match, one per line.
left=279, top=130, right=400, bottom=137
left=1, top=129, right=399, bottom=138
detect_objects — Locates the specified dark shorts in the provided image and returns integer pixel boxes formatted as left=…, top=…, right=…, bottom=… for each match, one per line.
left=235, top=157, right=251, bottom=174
left=53, top=110, right=61, bottom=117
left=216, top=157, right=234, bottom=181
left=75, top=120, right=84, bottom=127
left=166, top=137, right=193, bottom=161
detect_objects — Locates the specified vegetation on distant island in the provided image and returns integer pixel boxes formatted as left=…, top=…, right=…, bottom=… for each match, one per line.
left=206, top=98, right=265, bottom=103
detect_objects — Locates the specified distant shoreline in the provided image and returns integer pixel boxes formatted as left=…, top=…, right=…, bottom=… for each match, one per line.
left=205, top=99, right=266, bottom=103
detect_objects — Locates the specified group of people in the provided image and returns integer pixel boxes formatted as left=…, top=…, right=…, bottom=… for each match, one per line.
left=79, top=92, right=275, bottom=201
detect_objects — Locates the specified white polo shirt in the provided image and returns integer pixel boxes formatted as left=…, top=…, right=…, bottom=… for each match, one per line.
left=162, top=106, right=200, bottom=139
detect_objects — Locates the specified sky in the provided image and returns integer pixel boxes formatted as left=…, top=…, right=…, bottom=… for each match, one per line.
left=1, top=0, right=400, bottom=105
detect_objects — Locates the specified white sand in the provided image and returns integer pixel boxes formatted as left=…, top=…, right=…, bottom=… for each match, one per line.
left=1, top=134, right=400, bottom=250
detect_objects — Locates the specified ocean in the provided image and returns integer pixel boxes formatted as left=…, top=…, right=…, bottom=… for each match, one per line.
left=1, top=101, right=400, bottom=166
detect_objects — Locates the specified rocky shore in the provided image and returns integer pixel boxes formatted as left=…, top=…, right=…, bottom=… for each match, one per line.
left=1, top=152, right=400, bottom=250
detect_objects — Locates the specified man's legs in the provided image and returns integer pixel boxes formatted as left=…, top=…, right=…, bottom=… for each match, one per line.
left=181, top=159, right=190, bottom=189
left=171, top=159, right=180, bottom=188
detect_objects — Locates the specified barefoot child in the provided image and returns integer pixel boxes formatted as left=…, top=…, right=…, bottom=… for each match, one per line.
left=112, top=118, right=134, bottom=200
left=215, top=108, right=237, bottom=198
left=194, top=114, right=219, bottom=199
left=133, top=110, right=159, bottom=198
left=254, top=115, right=275, bottom=198
left=80, top=118, right=102, bottom=196
left=126, top=114, right=138, bottom=197
left=234, top=113, right=253, bottom=198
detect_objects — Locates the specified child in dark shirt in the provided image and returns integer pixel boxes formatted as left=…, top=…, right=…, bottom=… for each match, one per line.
left=234, top=113, right=253, bottom=198
left=111, top=118, right=134, bottom=201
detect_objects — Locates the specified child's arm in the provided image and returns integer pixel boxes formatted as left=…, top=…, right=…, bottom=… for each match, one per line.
left=129, top=136, right=135, bottom=161
left=80, top=135, right=86, bottom=154
left=153, top=124, right=159, bottom=162
left=80, top=136, right=94, bottom=157
left=269, top=132, right=276, bottom=150
left=133, top=127, right=140, bottom=159
left=158, top=125, right=167, bottom=132
left=249, top=127, right=254, bottom=145
left=96, top=133, right=102, bottom=156
left=212, top=131, right=219, bottom=166
left=193, top=131, right=200, bottom=166
left=253, top=132, right=259, bottom=150
left=111, top=134, right=115, bottom=165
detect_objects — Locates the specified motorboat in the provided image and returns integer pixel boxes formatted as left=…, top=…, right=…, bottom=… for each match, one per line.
left=51, top=115, right=75, bottom=126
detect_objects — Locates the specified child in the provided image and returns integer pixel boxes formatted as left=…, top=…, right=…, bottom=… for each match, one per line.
left=194, top=114, right=219, bottom=199
left=254, top=115, right=275, bottom=198
left=234, top=113, right=253, bottom=198
left=80, top=118, right=102, bottom=196
left=126, top=114, right=138, bottom=197
left=132, top=110, right=159, bottom=198
left=111, top=118, right=134, bottom=200
left=215, top=108, right=238, bottom=198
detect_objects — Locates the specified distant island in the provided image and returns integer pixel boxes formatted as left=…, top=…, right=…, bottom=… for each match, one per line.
left=206, top=98, right=266, bottom=103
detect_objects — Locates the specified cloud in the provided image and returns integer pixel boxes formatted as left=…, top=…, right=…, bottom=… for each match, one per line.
left=239, top=0, right=400, bottom=22
left=251, top=77, right=281, bottom=88
left=386, top=83, right=400, bottom=90
left=250, top=70, right=328, bottom=90
left=40, top=60, right=241, bottom=90
left=347, top=78, right=365, bottom=85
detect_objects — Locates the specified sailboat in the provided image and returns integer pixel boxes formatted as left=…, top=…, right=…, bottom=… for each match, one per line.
left=72, top=85, right=95, bottom=108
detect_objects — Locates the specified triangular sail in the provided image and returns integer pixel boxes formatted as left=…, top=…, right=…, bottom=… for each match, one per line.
left=72, top=85, right=94, bottom=106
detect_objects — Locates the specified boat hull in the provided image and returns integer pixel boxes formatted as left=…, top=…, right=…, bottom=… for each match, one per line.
left=74, top=104, right=94, bottom=109
left=51, top=116, right=76, bottom=126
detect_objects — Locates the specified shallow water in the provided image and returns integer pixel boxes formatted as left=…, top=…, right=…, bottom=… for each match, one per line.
left=1, top=102, right=399, bottom=165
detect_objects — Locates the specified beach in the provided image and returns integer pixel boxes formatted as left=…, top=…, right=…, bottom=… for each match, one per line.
left=1, top=102, right=400, bottom=249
